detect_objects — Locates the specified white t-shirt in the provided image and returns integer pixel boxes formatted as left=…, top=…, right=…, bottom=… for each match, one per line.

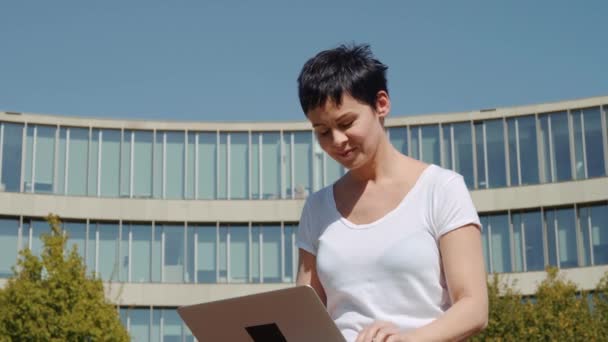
left=296, top=164, right=481, bottom=342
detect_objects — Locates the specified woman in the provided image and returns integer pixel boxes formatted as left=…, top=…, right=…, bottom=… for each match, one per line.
left=295, top=44, right=488, bottom=342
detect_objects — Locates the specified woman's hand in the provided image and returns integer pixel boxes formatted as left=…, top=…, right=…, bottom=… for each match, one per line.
left=355, top=321, right=415, bottom=342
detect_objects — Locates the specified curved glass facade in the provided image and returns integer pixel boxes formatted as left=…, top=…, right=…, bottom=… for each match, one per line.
left=2, top=106, right=606, bottom=199
left=0, top=97, right=607, bottom=341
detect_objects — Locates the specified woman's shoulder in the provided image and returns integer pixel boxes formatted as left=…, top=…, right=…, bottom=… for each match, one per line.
left=426, top=164, right=461, bottom=183
left=414, top=163, right=465, bottom=196
left=396, top=156, right=458, bottom=183
left=302, top=184, right=333, bottom=212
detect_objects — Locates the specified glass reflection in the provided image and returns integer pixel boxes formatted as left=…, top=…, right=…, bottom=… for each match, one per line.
left=262, top=133, right=281, bottom=199
left=198, top=132, right=217, bottom=200
left=0, top=217, right=19, bottom=277
left=97, top=222, right=119, bottom=281
left=475, top=123, right=486, bottom=188
left=262, top=225, right=282, bottom=283
left=293, top=132, right=312, bottom=198
left=453, top=123, right=474, bottom=188
left=134, top=131, right=154, bottom=198
left=230, top=133, right=249, bottom=199
left=555, top=208, right=577, bottom=268
left=230, top=225, right=249, bottom=282
left=195, top=225, right=217, bottom=283
left=485, top=120, right=507, bottom=188
left=421, top=125, right=440, bottom=165
left=522, top=211, right=544, bottom=271
left=131, top=224, right=152, bottom=283
left=590, top=203, right=608, bottom=265
left=388, top=127, right=408, bottom=155
left=517, top=116, right=539, bottom=185
left=34, top=126, right=56, bottom=193
left=101, top=130, right=121, bottom=197
left=488, top=213, right=510, bottom=272
left=163, top=224, right=185, bottom=283
left=582, top=108, right=605, bottom=177
left=68, top=128, right=89, bottom=196
left=165, top=132, right=185, bottom=199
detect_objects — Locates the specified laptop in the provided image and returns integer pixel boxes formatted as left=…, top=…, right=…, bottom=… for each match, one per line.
left=178, top=285, right=346, bottom=342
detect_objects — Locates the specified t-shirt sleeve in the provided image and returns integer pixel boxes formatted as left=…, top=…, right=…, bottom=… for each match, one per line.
left=296, top=197, right=318, bottom=255
left=432, top=173, right=481, bottom=239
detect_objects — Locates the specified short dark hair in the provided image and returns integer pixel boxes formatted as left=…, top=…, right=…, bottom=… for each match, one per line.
left=297, top=43, right=388, bottom=115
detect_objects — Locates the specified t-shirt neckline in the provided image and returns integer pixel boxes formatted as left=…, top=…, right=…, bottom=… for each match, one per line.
left=329, top=164, right=436, bottom=230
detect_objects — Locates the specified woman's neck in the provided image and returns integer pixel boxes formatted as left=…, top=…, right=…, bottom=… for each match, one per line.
left=348, top=137, right=403, bottom=183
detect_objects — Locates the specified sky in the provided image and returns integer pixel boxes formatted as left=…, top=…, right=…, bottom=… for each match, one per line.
left=1, top=0, right=607, bottom=122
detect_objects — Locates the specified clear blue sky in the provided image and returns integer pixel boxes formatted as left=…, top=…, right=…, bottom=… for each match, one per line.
left=1, top=0, right=607, bottom=122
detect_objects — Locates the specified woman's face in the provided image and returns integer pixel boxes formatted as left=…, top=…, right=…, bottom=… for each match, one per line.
left=306, top=92, right=390, bottom=170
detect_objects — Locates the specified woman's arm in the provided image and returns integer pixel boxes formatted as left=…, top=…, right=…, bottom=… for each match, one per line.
left=405, top=224, right=488, bottom=341
left=296, top=248, right=327, bottom=306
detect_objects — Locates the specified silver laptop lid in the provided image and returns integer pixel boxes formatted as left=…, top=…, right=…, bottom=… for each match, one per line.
left=178, top=285, right=345, bottom=342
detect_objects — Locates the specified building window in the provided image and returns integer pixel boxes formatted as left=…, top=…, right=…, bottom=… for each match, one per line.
left=187, top=224, right=217, bottom=283
left=162, top=223, right=185, bottom=283
left=572, top=107, right=606, bottom=179
left=120, top=307, right=194, bottom=342
left=507, top=115, right=540, bottom=186
left=133, top=131, right=154, bottom=198
left=539, top=112, right=572, bottom=182
left=120, top=130, right=131, bottom=198
left=1, top=122, right=24, bottom=192
left=63, top=221, right=87, bottom=263
left=129, top=308, right=150, bottom=341
left=229, top=224, right=249, bottom=283
left=283, top=223, right=297, bottom=282
left=132, top=224, right=153, bottom=283
left=197, top=132, right=217, bottom=200
left=544, top=207, right=577, bottom=268
left=388, top=127, right=408, bottom=155
left=293, top=132, right=312, bottom=199
left=453, top=123, right=475, bottom=189
left=27, top=219, right=49, bottom=258
left=165, top=132, right=185, bottom=200
left=23, top=125, right=56, bottom=193
left=66, top=127, right=89, bottom=196
left=514, top=210, right=545, bottom=272
left=262, top=132, right=281, bottom=199
left=88, top=128, right=99, bottom=196
left=0, top=217, right=19, bottom=278
left=92, top=221, right=120, bottom=281
left=185, top=132, right=196, bottom=199
left=410, top=125, right=440, bottom=166
left=230, top=132, right=249, bottom=200
left=262, top=224, right=282, bottom=283
left=421, top=125, right=440, bottom=166
left=100, top=130, right=121, bottom=198
left=579, top=203, right=608, bottom=266
left=474, top=120, right=508, bottom=189
left=486, top=120, right=508, bottom=188
left=218, top=133, right=228, bottom=199
left=486, top=213, right=511, bottom=273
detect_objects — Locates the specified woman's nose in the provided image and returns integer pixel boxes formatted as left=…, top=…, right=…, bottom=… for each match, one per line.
left=332, top=129, right=348, bottom=146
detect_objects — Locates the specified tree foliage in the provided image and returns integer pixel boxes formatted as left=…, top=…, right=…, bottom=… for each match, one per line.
left=0, top=214, right=129, bottom=341
left=472, top=267, right=608, bottom=341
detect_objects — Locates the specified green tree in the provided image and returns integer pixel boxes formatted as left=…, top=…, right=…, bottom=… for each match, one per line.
left=0, top=214, right=129, bottom=341
left=473, top=267, right=608, bottom=341
left=524, top=267, right=600, bottom=340
left=472, top=274, right=529, bottom=340
left=593, top=272, right=608, bottom=337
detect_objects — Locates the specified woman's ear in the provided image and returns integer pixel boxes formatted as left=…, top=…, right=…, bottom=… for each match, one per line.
left=375, top=91, right=391, bottom=119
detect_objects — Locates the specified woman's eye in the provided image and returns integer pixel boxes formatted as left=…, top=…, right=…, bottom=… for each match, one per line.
left=339, top=121, right=353, bottom=129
